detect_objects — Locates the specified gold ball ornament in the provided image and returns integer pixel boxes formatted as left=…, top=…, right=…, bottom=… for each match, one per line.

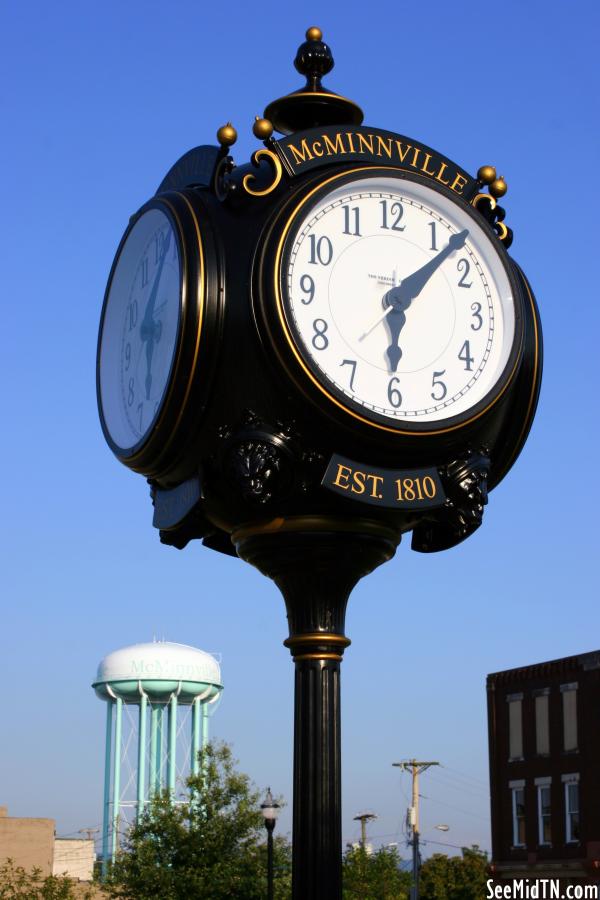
left=489, top=177, right=508, bottom=198
left=477, top=165, right=496, bottom=185
left=253, top=116, right=274, bottom=140
left=306, top=26, right=323, bottom=41
left=216, top=123, right=237, bottom=147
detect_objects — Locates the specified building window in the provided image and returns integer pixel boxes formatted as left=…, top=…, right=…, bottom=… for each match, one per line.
left=561, top=683, right=578, bottom=752
left=563, top=776, right=580, bottom=843
left=511, top=783, right=526, bottom=847
left=536, top=781, right=552, bottom=845
left=534, top=689, right=550, bottom=755
left=508, top=693, right=524, bottom=760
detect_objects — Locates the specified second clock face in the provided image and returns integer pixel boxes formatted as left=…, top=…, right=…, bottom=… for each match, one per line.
left=278, top=171, right=519, bottom=430
left=98, top=207, right=181, bottom=454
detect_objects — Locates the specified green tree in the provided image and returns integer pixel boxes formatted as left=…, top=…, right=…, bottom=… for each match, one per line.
left=342, top=845, right=411, bottom=899
left=0, top=859, right=96, bottom=899
left=420, top=846, right=488, bottom=900
left=104, top=742, right=291, bottom=900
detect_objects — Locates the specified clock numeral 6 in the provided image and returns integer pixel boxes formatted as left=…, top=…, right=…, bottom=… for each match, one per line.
left=312, top=319, right=329, bottom=350
left=308, top=235, right=333, bottom=266
left=431, top=369, right=447, bottom=401
left=300, top=274, right=315, bottom=304
left=387, top=376, right=402, bottom=408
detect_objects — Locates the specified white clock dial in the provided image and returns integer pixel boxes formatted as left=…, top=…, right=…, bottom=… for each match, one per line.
left=281, top=174, right=518, bottom=428
left=99, top=208, right=181, bottom=452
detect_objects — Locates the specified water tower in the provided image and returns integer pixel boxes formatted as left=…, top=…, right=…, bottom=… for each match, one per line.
left=93, top=641, right=223, bottom=869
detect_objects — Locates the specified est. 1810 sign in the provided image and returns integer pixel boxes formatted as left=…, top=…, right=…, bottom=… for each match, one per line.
left=322, top=454, right=445, bottom=510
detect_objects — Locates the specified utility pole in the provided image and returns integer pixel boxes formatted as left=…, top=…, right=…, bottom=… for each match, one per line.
left=353, top=812, right=377, bottom=850
left=393, top=759, right=440, bottom=900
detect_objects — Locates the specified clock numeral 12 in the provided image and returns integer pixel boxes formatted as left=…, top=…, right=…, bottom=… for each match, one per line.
left=379, top=200, right=405, bottom=231
left=342, top=205, right=361, bottom=236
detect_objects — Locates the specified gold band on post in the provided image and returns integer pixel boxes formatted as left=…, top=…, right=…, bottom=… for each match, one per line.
left=284, top=633, right=351, bottom=650
left=293, top=652, right=344, bottom=662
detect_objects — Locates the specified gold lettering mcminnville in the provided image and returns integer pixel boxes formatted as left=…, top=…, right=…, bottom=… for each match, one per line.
left=395, top=141, right=413, bottom=163
left=435, top=161, right=451, bottom=186
left=421, top=153, right=437, bottom=178
left=376, top=136, right=393, bottom=159
left=450, top=173, right=468, bottom=195
left=357, top=133, right=375, bottom=155
left=288, top=139, right=314, bottom=165
left=323, top=133, right=346, bottom=155
left=284, top=131, right=470, bottom=197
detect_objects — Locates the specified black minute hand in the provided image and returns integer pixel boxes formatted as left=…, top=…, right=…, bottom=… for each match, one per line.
left=387, top=229, right=469, bottom=308
left=378, top=229, right=469, bottom=373
left=141, top=231, right=172, bottom=399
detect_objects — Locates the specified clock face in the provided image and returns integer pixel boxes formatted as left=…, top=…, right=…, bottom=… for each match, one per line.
left=98, top=207, right=182, bottom=454
left=277, top=171, right=520, bottom=432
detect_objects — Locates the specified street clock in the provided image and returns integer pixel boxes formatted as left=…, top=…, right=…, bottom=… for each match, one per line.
left=96, top=26, right=542, bottom=900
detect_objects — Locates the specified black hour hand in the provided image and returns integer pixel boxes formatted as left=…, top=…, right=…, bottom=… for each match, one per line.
left=385, top=307, right=406, bottom=373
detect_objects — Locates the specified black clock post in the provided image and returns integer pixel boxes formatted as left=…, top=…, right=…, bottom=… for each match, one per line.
left=97, top=26, right=542, bottom=900
left=234, top=517, right=398, bottom=898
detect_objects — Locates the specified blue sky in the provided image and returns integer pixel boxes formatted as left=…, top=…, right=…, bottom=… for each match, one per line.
left=2, top=0, right=599, bottom=859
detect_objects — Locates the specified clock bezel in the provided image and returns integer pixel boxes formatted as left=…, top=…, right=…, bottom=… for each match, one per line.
left=97, top=191, right=219, bottom=476
left=261, top=165, right=525, bottom=437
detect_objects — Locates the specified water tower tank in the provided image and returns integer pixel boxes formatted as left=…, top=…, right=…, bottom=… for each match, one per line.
left=93, top=641, right=223, bottom=871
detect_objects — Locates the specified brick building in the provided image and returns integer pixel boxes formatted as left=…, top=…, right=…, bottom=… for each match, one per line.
left=0, top=806, right=102, bottom=894
left=487, top=650, right=600, bottom=883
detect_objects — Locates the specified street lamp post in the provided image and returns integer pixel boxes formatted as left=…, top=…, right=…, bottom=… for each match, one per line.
left=261, top=788, right=281, bottom=900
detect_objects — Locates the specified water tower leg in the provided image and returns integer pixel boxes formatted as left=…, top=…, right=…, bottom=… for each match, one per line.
left=149, top=703, right=158, bottom=793
left=201, top=702, right=209, bottom=750
left=167, top=695, right=178, bottom=793
left=101, top=700, right=113, bottom=877
left=137, top=694, right=147, bottom=821
left=234, top=517, right=399, bottom=900
left=111, top=697, right=123, bottom=860
left=191, top=697, right=201, bottom=775
left=155, top=706, right=164, bottom=790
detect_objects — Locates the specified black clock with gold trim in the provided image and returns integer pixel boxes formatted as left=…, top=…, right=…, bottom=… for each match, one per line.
left=97, top=189, right=222, bottom=480
left=96, top=26, right=542, bottom=900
